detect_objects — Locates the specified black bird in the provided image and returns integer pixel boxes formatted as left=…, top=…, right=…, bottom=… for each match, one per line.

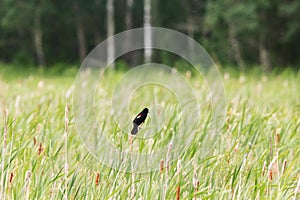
left=131, top=108, right=149, bottom=135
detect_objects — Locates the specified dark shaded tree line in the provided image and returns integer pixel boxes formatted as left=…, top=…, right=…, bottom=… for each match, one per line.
left=0, top=0, right=299, bottom=70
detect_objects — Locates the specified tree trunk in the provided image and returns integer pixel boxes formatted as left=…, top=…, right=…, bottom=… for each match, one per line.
left=73, top=1, right=87, bottom=62
left=33, top=0, right=45, bottom=67
left=144, top=0, right=152, bottom=63
left=259, top=33, right=272, bottom=72
left=125, top=0, right=133, bottom=29
left=228, top=23, right=245, bottom=71
left=124, top=0, right=133, bottom=64
left=187, top=16, right=195, bottom=59
left=107, top=0, right=115, bottom=67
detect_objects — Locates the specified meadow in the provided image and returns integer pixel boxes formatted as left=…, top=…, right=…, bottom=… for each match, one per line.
left=0, top=65, right=299, bottom=199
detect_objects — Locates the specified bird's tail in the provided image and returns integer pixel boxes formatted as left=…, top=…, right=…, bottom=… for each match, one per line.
left=131, top=123, right=139, bottom=135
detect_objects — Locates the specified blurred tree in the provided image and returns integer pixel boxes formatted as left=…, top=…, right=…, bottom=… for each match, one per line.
left=0, top=0, right=51, bottom=66
left=144, top=0, right=152, bottom=62
left=0, top=0, right=299, bottom=69
left=72, top=0, right=87, bottom=62
left=278, top=1, right=300, bottom=66
left=107, top=0, right=115, bottom=67
left=204, top=0, right=257, bottom=70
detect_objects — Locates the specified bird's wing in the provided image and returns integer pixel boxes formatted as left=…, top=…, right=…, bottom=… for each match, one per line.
left=136, top=114, right=142, bottom=119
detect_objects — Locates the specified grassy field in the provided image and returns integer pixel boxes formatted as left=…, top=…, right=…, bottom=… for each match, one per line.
left=0, top=65, right=300, bottom=199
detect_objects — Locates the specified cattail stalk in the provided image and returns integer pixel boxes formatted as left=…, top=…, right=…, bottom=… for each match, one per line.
left=293, top=176, right=300, bottom=200
left=164, top=143, right=172, bottom=198
left=25, top=170, right=32, bottom=200
left=193, top=161, right=199, bottom=199
left=281, top=160, right=287, bottom=175
left=160, top=159, right=164, bottom=179
left=0, top=109, right=8, bottom=200
left=176, top=159, right=181, bottom=200
left=262, top=161, right=267, bottom=176
left=128, top=134, right=135, bottom=199
left=50, top=173, right=56, bottom=200
left=64, top=104, right=69, bottom=200
left=131, top=172, right=135, bottom=199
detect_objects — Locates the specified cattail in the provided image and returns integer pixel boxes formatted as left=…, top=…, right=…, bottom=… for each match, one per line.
left=25, top=171, right=31, bottom=200
left=268, top=156, right=278, bottom=181
left=193, top=161, right=197, bottom=188
left=65, top=105, right=69, bottom=132
left=64, top=104, right=69, bottom=200
left=269, top=137, right=273, bottom=159
left=234, top=141, right=239, bottom=153
left=129, top=135, right=133, bottom=152
left=268, top=169, right=273, bottom=181
left=275, top=132, right=280, bottom=146
left=131, top=173, right=135, bottom=199
left=269, top=156, right=279, bottom=176
left=177, top=160, right=182, bottom=176
left=176, top=185, right=180, bottom=200
left=262, top=161, right=267, bottom=176
left=176, top=160, right=182, bottom=200
left=166, top=143, right=172, bottom=173
left=1, top=109, right=8, bottom=200
left=164, top=143, right=172, bottom=198
left=50, top=173, right=56, bottom=200
left=193, top=176, right=199, bottom=199
left=9, top=172, right=14, bottom=183
left=281, top=160, right=287, bottom=175
left=160, top=159, right=164, bottom=174
left=95, top=172, right=100, bottom=186
left=193, top=161, right=199, bottom=198
left=38, top=143, right=43, bottom=155
left=33, top=137, right=37, bottom=146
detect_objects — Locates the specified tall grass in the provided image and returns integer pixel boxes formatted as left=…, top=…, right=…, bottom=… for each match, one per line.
left=0, top=65, right=299, bottom=199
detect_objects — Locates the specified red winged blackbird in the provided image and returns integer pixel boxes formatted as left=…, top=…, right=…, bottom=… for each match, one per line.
left=131, top=108, right=149, bottom=135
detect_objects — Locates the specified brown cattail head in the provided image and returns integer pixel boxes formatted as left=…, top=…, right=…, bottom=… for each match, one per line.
left=9, top=172, right=14, bottom=183
left=268, top=169, right=273, bottom=181
left=33, top=137, right=37, bottom=146
left=281, top=160, right=287, bottom=175
left=176, top=185, right=180, bottom=200
left=95, top=172, right=100, bottom=186
left=262, top=161, right=267, bottom=176
left=160, top=159, right=164, bottom=174
left=267, top=156, right=278, bottom=182
left=275, top=132, right=280, bottom=146
left=38, top=143, right=43, bottom=155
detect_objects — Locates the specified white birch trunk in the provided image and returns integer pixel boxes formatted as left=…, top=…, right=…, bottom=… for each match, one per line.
left=107, top=0, right=115, bottom=67
left=144, top=0, right=152, bottom=63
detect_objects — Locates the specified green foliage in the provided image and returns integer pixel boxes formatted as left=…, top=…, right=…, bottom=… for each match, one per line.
left=0, top=1, right=300, bottom=68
